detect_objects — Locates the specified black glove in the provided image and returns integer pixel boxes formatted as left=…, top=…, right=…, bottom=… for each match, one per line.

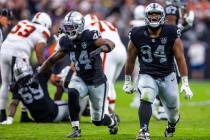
left=89, top=47, right=102, bottom=58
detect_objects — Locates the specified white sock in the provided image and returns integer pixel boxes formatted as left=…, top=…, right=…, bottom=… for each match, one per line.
left=71, top=121, right=79, bottom=128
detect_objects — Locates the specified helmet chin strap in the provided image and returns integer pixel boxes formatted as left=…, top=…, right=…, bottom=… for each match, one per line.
left=148, top=24, right=162, bottom=31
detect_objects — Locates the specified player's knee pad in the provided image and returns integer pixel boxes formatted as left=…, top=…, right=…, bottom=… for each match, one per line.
left=68, top=76, right=88, bottom=98
left=68, top=88, right=79, bottom=96
left=138, top=74, right=158, bottom=103
left=166, top=106, right=179, bottom=123
left=140, top=88, right=156, bottom=103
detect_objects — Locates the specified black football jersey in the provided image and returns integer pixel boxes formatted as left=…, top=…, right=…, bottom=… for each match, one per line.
left=12, top=80, right=58, bottom=122
left=59, top=29, right=106, bottom=85
left=165, top=4, right=180, bottom=25
left=129, top=25, right=179, bottom=78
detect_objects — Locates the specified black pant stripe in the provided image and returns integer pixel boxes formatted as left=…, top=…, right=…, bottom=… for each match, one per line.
left=101, top=82, right=107, bottom=120
left=11, top=56, right=16, bottom=82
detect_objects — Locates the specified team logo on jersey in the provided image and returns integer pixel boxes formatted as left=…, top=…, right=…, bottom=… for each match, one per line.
left=161, top=37, right=167, bottom=44
left=81, top=42, right=87, bottom=49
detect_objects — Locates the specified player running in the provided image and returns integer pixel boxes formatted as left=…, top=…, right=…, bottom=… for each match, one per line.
left=123, top=3, right=193, bottom=140
left=36, top=11, right=119, bottom=138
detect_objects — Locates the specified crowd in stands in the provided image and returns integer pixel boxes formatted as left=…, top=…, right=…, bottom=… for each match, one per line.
left=0, top=0, right=210, bottom=79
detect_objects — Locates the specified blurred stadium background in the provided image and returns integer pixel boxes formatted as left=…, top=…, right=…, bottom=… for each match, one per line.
left=0, top=0, right=210, bottom=140
left=1, top=0, right=210, bottom=80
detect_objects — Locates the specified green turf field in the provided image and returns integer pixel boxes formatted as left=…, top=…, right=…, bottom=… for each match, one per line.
left=0, top=81, right=210, bottom=140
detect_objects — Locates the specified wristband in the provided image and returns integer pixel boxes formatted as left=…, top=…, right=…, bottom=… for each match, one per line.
left=181, top=76, right=189, bottom=86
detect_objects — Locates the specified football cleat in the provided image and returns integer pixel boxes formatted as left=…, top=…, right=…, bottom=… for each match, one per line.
left=108, top=113, right=119, bottom=134
left=164, top=122, right=176, bottom=137
left=66, top=126, right=81, bottom=138
left=165, top=115, right=180, bottom=137
left=136, top=128, right=150, bottom=140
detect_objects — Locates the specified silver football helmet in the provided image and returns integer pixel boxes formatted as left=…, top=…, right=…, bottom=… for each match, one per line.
left=13, top=59, right=33, bottom=82
left=145, top=3, right=165, bottom=29
left=61, top=11, right=85, bottom=40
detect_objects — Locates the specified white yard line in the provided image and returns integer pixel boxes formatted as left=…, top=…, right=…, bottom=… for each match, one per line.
left=181, top=100, right=210, bottom=106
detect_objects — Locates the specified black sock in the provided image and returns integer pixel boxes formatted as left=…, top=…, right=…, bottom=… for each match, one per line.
left=139, top=100, right=152, bottom=129
left=21, top=111, right=28, bottom=118
left=68, top=88, right=80, bottom=122
left=0, top=109, right=7, bottom=122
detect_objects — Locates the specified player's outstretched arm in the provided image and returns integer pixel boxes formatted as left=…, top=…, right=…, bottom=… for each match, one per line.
left=1, top=99, right=20, bottom=125
left=173, top=38, right=193, bottom=99
left=95, top=38, right=115, bottom=52
left=37, top=49, right=65, bottom=74
left=89, top=38, right=115, bottom=58
left=123, top=41, right=138, bottom=94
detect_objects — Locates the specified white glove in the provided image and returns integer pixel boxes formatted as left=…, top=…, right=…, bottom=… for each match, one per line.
left=123, top=75, right=135, bottom=94
left=180, top=76, right=193, bottom=100
left=184, top=10, right=195, bottom=27
left=1, top=117, right=14, bottom=125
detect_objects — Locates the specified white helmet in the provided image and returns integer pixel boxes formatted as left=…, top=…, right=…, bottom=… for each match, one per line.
left=32, top=12, right=52, bottom=29
left=13, top=58, right=33, bottom=82
left=145, top=3, right=165, bottom=29
left=134, top=5, right=145, bottom=20
left=61, top=11, right=85, bottom=40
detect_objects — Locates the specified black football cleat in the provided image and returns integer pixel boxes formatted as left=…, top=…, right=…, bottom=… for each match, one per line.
left=66, top=126, right=81, bottom=138
left=0, top=109, right=7, bottom=122
left=164, top=116, right=180, bottom=137
left=108, top=113, right=119, bottom=135
left=136, top=128, right=150, bottom=140
left=164, top=122, right=176, bottom=137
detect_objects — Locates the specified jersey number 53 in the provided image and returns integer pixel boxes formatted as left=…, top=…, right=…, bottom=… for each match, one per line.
left=10, top=22, right=36, bottom=37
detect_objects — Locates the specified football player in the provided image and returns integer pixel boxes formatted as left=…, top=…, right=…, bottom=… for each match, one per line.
left=151, top=0, right=195, bottom=121
left=129, top=5, right=168, bottom=121
left=84, top=14, right=127, bottom=115
left=36, top=11, right=118, bottom=138
left=0, top=12, right=52, bottom=122
left=1, top=59, right=69, bottom=124
left=165, top=0, right=195, bottom=33
left=123, top=3, right=193, bottom=140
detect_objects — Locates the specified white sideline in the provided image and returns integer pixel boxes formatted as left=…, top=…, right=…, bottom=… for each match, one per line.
left=181, top=100, right=210, bottom=106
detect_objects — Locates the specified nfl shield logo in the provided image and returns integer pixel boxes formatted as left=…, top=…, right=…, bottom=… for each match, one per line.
left=161, top=37, right=167, bottom=44
left=81, top=42, right=87, bottom=49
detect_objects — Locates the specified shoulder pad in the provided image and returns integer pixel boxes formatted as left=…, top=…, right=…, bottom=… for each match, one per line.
left=83, top=29, right=101, bottom=40
left=163, top=24, right=180, bottom=38
left=128, top=26, right=146, bottom=44
left=59, top=35, right=74, bottom=52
